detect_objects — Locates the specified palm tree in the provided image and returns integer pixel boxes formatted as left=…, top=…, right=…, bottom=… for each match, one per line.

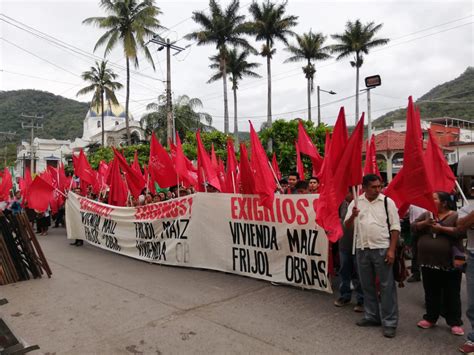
left=83, top=0, right=162, bottom=145
left=208, top=48, right=261, bottom=146
left=185, top=0, right=253, bottom=135
left=285, top=31, right=331, bottom=123
left=141, top=95, right=213, bottom=142
left=330, top=20, right=389, bottom=125
left=248, top=0, right=298, bottom=151
left=77, top=60, right=123, bottom=146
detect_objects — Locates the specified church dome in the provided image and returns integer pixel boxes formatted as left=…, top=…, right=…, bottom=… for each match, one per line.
left=87, top=101, right=127, bottom=118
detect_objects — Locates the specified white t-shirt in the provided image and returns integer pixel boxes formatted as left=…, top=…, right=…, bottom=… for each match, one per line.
left=345, top=193, right=401, bottom=249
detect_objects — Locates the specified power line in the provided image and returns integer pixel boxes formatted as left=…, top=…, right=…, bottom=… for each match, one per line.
left=0, top=15, right=166, bottom=85
left=0, top=69, right=80, bottom=86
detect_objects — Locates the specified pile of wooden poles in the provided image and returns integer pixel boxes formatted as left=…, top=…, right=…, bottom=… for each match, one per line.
left=0, top=211, right=51, bottom=285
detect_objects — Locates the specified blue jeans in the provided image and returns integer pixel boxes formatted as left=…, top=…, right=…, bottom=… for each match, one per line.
left=339, top=250, right=364, bottom=304
left=357, top=248, right=399, bottom=328
left=466, top=251, right=474, bottom=341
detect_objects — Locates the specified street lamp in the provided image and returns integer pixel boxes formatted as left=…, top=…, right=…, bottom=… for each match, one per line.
left=317, top=86, right=336, bottom=126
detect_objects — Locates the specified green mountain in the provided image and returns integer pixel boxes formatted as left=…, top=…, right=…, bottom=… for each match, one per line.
left=373, top=67, right=474, bottom=127
left=0, top=89, right=89, bottom=142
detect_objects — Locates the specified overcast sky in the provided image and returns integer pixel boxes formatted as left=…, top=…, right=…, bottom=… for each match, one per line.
left=1, top=0, right=473, bottom=134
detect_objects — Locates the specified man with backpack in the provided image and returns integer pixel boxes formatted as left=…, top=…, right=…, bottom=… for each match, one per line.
left=344, top=174, right=401, bottom=338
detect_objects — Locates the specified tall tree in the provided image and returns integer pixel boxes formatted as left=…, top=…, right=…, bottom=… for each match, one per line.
left=141, top=94, right=212, bottom=142
left=186, top=0, right=252, bottom=135
left=248, top=0, right=298, bottom=151
left=83, top=0, right=162, bottom=145
left=285, top=31, right=331, bottom=123
left=208, top=48, right=261, bottom=146
left=330, top=20, right=389, bottom=125
left=77, top=60, right=123, bottom=146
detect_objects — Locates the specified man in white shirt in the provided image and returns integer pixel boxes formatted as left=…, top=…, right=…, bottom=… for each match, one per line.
left=344, top=174, right=401, bottom=338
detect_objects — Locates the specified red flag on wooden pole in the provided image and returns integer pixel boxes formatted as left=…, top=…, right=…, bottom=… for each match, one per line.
left=424, top=128, right=456, bottom=193
left=249, top=122, right=275, bottom=208
left=149, top=133, right=178, bottom=189
left=385, top=97, right=437, bottom=216
left=363, top=134, right=381, bottom=179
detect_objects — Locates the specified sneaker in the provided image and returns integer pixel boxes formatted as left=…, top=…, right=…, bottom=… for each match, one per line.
left=407, top=273, right=421, bottom=283
left=334, top=298, right=351, bottom=307
left=459, top=340, right=474, bottom=353
left=353, top=303, right=364, bottom=313
left=417, top=319, right=436, bottom=329
left=356, top=318, right=381, bottom=327
left=383, top=327, right=396, bottom=338
left=451, top=326, right=465, bottom=336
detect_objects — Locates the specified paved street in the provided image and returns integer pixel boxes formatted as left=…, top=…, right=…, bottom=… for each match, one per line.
left=1, top=227, right=469, bottom=354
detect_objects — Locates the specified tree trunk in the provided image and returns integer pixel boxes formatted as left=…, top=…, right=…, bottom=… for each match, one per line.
left=266, top=44, right=273, bottom=152
left=233, top=85, right=239, bottom=148
left=101, top=90, right=105, bottom=146
left=307, top=75, right=312, bottom=122
left=222, top=56, right=229, bottom=134
left=125, top=57, right=131, bottom=145
left=355, top=53, right=360, bottom=126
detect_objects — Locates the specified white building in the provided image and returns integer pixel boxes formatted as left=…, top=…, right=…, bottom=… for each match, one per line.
left=15, top=102, right=145, bottom=177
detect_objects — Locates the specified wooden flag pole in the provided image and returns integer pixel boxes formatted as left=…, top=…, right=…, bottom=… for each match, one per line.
left=267, top=161, right=283, bottom=191
left=201, top=168, right=207, bottom=193
left=455, top=180, right=470, bottom=205
left=231, top=171, right=236, bottom=194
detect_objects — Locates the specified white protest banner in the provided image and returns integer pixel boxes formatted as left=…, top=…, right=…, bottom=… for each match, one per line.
left=66, top=192, right=331, bottom=293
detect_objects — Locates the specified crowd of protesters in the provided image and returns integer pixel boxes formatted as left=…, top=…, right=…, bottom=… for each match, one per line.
left=8, top=166, right=474, bottom=350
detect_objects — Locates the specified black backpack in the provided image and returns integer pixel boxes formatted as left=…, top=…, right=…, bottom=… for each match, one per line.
left=384, top=196, right=408, bottom=288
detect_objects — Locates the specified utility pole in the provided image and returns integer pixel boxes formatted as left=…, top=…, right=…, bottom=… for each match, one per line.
left=317, top=86, right=337, bottom=126
left=149, top=35, right=185, bottom=146
left=367, top=88, right=372, bottom=139
left=21, top=113, right=43, bottom=174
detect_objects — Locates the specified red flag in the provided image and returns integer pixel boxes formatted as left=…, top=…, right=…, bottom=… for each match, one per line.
left=424, top=129, right=456, bottom=193
left=149, top=133, right=178, bottom=189
left=271, top=153, right=282, bottom=181
left=175, top=133, right=197, bottom=187
left=113, top=148, right=146, bottom=198
left=131, top=151, right=142, bottom=175
left=74, top=149, right=96, bottom=186
left=196, top=131, right=220, bottom=191
left=107, top=157, right=128, bottom=206
left=58, top=163, right=68, bottom=192
left=143, top=165, right=156, bottom=194
left=210, top=143, right=219, bottom=171
left=317, top=131, right=332, bottom=180
left=363, top=134, right=381, bottom=178
left=330, top=107, right=349, bottom=173
left=316, top=140, right=343, bottom=242
left=385, top=97, right=437, bottom=216
left=333, top=114, right=365, bottom=205
left=224, top=138, right=239, bottom=193
left=297, top=120, right=323, bottom=175
left=217, top=158, right=227, bottom=192
left=249, top=122, right=275, bottom=208
left=98, top=160, right=109, bottom=189
left=47, top=166, right=59, bottom=189
left=239, top=143, right=256, bottom=194
left=0, top=168, right=13, bottom=201
left=27, top=174, right=55, bottom=211
left=295, top=141, right=305, bottom=181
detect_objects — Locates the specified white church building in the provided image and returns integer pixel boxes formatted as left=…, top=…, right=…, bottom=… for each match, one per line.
left=15, top=102, right=144, bottom=177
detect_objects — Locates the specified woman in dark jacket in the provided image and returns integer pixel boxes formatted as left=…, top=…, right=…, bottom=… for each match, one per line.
left=411, top=191, right=465, bottom=336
